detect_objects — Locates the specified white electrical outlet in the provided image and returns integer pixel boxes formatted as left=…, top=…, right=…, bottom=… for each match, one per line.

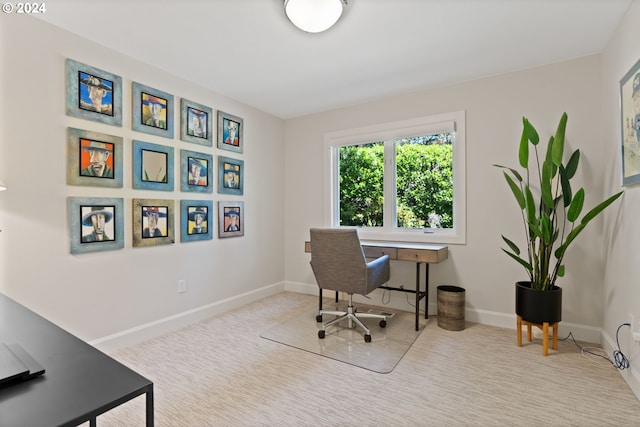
left=178, top=280, right=187, bottom=293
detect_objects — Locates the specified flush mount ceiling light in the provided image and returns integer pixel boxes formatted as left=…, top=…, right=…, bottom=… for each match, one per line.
left=284, top=0, right=347, bottom=33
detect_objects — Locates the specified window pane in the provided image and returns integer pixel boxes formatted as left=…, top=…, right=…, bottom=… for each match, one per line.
left=339, top=142, right=384, bottom=226
left=395, top=134, right=454, bottom=229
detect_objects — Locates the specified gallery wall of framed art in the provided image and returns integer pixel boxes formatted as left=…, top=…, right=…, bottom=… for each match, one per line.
left=65, top=57, right=247, bottom=253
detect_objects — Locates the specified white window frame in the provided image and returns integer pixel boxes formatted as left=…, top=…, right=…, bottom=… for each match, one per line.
left=324, top=110, right=466, bottom=244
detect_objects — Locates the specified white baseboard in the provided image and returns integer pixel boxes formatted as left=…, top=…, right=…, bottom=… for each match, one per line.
left=285, top=282, right=603, bottom=343
left=283, top=281, right=318, bottom=296
left=90, top=282, right=285, bottom=353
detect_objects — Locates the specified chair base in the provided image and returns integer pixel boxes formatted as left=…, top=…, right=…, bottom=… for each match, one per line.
left=317, top=294, right=387, bottom=342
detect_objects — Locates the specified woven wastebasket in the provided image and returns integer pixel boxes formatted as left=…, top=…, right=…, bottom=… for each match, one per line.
left=437, top=285, right=466, bottom=331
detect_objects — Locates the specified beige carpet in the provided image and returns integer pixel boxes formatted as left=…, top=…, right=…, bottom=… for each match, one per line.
left=260, top=301, right=423, bottom=373
left=91, top=291, right=640, bottom=426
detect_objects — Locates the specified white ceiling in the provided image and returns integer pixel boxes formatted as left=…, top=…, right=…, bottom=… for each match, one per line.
left=35, top=0, right=632, bottom=119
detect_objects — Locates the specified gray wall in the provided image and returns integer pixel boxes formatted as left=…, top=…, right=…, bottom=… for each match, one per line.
left=284, top=54, right=608, bottom=340
left=601, top=0, right=640, bottom=397
left=0, top=15, right=286, bottom=342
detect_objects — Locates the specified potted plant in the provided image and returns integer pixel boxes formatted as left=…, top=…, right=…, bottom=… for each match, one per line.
left=495, top=112, right=623, bottom=325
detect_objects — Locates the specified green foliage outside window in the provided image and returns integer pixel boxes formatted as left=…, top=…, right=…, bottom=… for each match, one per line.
left=339, top=134, right=453, bottom=228
left=339, top=143, right=384, bottom=226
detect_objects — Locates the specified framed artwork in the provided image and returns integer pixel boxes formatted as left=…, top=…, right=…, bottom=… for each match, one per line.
left=180, top=98, right=213, bottom=146
left=132, top=140, right=175, bottom=191
left=132, top=82, right=174, bottom=138
left=180, top=149, right=213, bottom=193
left=620, top=58, right=640, bottom=186
left=132, top=198, right=175, bottom=247
left=180, top=200, right=213, bottom=242
left=68, top=197, right=124, bottom=254
left=66, top=58, right=122, bottom=126
left=67, top=127, right=123, bottom=188
left=218, top=155, right=244, bottom=195
left=217, top=110, right=243, bottom=154
left=218, top=201, right=244, bottom=238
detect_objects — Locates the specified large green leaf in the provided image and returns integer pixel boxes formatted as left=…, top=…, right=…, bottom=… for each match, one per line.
left=541, top=160, right=555, bottom=209
left=494, top=164, right=523, bottom=182
left=524, top=117, right=540, bottom=145
left=502, top=248, right=533, bottom=273
left=524, top=185, right=537, bottom=226
left=502, top=235, right=521, bottom=255
left=559, top=165, right=572, bottom=207
left=565, top=149, right=580, bottom=179
left=551, top=112, right=568, bottom=166
left=504, top=172, right=525, bottom=209
left=567, top=188, right=585, bottom=222
left=555, top=223, right=586, bottom=259
left=519, top=118, right=530, bottom=168
left=580, top=191, right=624, bottom=225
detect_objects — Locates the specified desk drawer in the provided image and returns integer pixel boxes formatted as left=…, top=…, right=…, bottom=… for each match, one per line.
left=363, top=246, right=397, bottom=259
left=398, top=247, right=447, bottom=263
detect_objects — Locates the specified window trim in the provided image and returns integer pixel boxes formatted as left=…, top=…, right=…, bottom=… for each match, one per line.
left=324, top=111, right=466, bottom=244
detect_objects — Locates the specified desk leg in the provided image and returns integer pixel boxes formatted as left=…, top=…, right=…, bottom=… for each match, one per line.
left=146, top=384, right=154, bottom=427
left=318, top=289, right=339, bottom=313
left=90, top=418, right=96, bottom=427
left=413, top=262, right=430, bottom=331
left=415, top=263, right=420, bottom=331
left=424, top=263, right=429, bottom=320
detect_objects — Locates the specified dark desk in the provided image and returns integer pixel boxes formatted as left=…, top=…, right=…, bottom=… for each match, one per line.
left=305, top=240, right=448, bottom=331
left=0, top=293, right=153, bottom=427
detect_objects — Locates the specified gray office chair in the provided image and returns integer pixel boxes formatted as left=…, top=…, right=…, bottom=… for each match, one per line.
left=309, top=228, right=390, bottom=342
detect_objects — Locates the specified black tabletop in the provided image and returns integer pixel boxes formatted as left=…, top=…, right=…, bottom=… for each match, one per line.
left=0, top=293, right=153, bottom=427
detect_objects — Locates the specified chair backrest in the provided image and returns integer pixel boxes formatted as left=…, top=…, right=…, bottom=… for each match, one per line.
left=309, top=228, right=369, bottom=294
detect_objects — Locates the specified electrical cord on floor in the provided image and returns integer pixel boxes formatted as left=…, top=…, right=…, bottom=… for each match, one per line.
left=560, top=323, right=630, bottom=370
left=613, top=323, right=631, bottom=370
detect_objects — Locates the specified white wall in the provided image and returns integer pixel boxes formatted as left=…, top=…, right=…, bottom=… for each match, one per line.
left=601, top=0, right=640, bottom=398
left=284, top=54, right=610, bottom=341
left=0, top=15, right=285, bottom=345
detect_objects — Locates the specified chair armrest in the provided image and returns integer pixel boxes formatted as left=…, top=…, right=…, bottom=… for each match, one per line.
left=366, top=254, right=390, bottom=290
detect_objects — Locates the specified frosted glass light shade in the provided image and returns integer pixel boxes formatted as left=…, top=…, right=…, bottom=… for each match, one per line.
left=284, top=0, right=344, bottom=33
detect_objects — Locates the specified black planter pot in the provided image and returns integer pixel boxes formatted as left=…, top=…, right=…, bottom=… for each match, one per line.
left=515, top=281, right=562, bottom=324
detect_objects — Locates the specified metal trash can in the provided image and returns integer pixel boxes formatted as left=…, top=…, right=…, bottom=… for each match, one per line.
left=437, top=285, right=465, bottom=331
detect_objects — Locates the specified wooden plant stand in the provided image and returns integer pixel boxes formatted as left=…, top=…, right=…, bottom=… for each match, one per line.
left=517, top=315, right=558, bottom=356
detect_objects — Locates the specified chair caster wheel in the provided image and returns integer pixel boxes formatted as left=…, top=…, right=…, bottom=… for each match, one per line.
left=364, top=334, right=372, bottom=343
left=318, top=330, right=325, bottom=339
left=379, top=320, right=387, bottom=328
left=316, top=315, right=323, bottom=322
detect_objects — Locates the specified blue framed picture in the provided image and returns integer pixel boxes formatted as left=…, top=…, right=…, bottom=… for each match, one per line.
left=68, top=197, right=124, bottom=254
left=218, top=155, right=244, bottom=195
left=132, top=82, right=174, bottom=138
left=180, top=149, right=213, bottom=193
left=217, top=110, right=243, bottom=154
left=132, top=140, right=175, bottom=191
left=620, top=57, right=640, bottom=186
left=180, top=98, right=213, bottom=147
left=66, top=59, right=122, bottom=126
left=180, top=200, right=213, bottom=242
